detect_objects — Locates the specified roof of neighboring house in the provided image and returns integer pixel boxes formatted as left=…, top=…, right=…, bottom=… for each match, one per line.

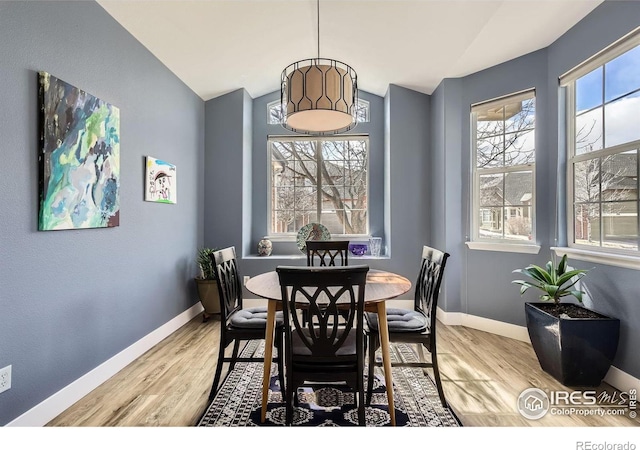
left=480, top=172, right=533, bottom=206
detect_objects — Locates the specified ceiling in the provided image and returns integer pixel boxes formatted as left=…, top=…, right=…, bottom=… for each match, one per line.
left=97, top=0, right=603, bottom=101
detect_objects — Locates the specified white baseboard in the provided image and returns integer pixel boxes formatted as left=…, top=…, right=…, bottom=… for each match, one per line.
left=603, top=364, right=640, bottom=394
left=436, top=307, right=639, bottom=393
left=6, top=303, right=204, bottom=427
left=436, top=307, right=531, bottom=342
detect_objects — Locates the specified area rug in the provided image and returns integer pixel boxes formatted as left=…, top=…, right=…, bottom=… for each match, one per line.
left=197, top=341, right=461, bottom=427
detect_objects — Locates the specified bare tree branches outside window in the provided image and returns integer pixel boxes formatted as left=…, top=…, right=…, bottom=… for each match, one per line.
left=569, top=48, right=640, bottom=251
left=473, top=93, right=536, bottom=242
left=270, top=137, right=368, bottom=235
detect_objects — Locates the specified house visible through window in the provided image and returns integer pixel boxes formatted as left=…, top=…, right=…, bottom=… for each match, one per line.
left=471, top=90, right=536, bottom=243
left=562, top=29, right=640, bottom=253
left=268, top=136, right=369, bottom=236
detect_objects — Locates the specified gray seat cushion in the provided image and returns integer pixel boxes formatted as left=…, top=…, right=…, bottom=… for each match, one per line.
left=366, top=308, right=427, bottom=332
left=230, top=306, right=283, bottom=329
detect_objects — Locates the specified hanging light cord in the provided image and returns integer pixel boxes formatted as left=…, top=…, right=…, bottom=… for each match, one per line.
left=316, top=0, right=320, bottom=60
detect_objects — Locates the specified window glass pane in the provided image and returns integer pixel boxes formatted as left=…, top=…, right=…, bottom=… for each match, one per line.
left=505, top=129, right=535, bottom=166
left=273, top=210, right=296, bottom=233
left=574, top=204, right=600, bottom=246
left=475, top=107, right=504, bottom=139
left=575, top=107, right=603, bottom=154
left=505, top=98, right=535, bottom=133
left=576, top=67, right=602, bottom=114
left=605, top=45, right=640, bottom=102
left=574, top=158, right=601, bottom=203
left=601, top=151, right=638, bottom=201
left=346, top=210, right=368, bottom=235
left=355, top=99, right=370, bottom=123
left=267, top=101, right=284, bottom=124
left=604, top=91, right=640, bottom=147
left=602, top=202, right=638, bottom=250
left=478, top=207, right=504, bottom=240
left=477, top=135, right=504, bottom=168
left=505, top=206, right=532, bottom=241
left=321, top=210, right=345, bottom=235
left=270, top=137, right=368, bottom=236
left=504, top=171, right=533, bottom=208
left=479, top=174, right=503, bottom=207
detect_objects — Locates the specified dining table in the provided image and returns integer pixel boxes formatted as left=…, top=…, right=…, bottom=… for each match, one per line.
left=245, top=268, right=412, bottom=426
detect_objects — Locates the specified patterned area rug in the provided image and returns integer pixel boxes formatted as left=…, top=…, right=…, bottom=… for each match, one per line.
left=197, top=341, right=461, bottom=427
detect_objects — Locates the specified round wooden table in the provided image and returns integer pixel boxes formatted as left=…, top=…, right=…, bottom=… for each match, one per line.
left=246, top=268, right=411, bottom=426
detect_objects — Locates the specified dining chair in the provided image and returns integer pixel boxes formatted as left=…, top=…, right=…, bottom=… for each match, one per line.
left=306, top=240, right=350, bottom=267
left=365, top=245, right=450, bottom=407
left=303, top=240, right=350, bottom=326
left=207, top=246, right=285, bottom=401
left=276, top=265, right=369, bottom=426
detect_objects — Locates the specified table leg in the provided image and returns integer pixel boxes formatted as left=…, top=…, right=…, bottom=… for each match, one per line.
left=376, top=301, right=396, bottom=426
left=261, top=299, right=277, bottom=423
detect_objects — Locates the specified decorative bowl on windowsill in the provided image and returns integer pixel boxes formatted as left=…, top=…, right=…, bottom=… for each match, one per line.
left=348, top=243, right=368, bottom=256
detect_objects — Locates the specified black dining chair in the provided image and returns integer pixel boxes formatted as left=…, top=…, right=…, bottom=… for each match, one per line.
left=365, top=245, right=450, bottom=407
left=306, top=240, right=350, bottom=267
left=303, top=240, right=350, bottom=326
left=207, top=246, right=285, bottom=401
left=276, top=265, right=369, bottom=426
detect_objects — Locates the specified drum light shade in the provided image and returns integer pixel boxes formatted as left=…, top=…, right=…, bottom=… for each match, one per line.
left=281, top=58, right=358, bottom=135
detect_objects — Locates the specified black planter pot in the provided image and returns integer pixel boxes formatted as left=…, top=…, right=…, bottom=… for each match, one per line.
left=524, top=302, right=620, bottom=387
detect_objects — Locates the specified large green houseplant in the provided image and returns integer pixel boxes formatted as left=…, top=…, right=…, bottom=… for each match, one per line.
left=512, top=254, right=619, bottom=387
left=195, top=247, right=220, bottom=322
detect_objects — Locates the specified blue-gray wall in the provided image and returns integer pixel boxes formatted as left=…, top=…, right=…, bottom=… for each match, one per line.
left=432, top=1, right=640, bottom=378
left=0, top=1, right=204, bottom=425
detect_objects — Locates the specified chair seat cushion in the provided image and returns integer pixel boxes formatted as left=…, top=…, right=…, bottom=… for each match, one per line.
left=230, top=306, right=283, bottom=329
left=366, top=308, right=427, bottom=332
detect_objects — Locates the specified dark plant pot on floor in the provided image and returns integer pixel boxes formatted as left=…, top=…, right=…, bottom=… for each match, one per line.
left=525, top=302, right=620, bottom=387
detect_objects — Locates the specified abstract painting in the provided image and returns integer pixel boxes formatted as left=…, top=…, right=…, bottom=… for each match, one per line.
left=144, top=156, right=176, bottom=204
left=38, top=71, right=120, bottom=231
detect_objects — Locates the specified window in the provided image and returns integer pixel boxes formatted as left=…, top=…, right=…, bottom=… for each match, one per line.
left=471, top=90, right=536, bottom=244
left=267, top=99, right=370, bottom=125
left=562, top=30, right=640, bottom=254
left=269, top=136, right=368, bottom=236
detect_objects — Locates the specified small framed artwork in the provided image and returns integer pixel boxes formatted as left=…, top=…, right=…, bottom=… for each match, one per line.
left=38, top=71, right=120, bottom=230
left=145, top=156, right=176, bottom=204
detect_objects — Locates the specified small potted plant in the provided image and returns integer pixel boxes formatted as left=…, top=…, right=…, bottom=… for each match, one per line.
left=512, top=254, right=620, bottom=387
left=195, top=247, right=220, bottom=322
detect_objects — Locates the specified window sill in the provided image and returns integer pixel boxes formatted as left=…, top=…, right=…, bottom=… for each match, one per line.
left=551, top=247, right=640, bottom=271
left=466, top=241, right=541, bottom=254
left=243, top=254, right=390, bottom=260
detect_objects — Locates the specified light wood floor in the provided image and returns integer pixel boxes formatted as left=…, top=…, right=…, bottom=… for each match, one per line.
left=47, top=315, right=639, bottom=427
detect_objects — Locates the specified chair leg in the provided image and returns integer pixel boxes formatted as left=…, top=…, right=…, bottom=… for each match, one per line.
left=275, top=329, right=286, bottom=395
left=357, top=369, right=366, bottom=426
left=365, top=332, right=377, bottom=406
left=208, top=341, right=227, bottom=401
left=228, top=339, right=240, bottom=371
left=285, top=371, right=294, bottom=425
left=431, top=348, right=447, bottom=408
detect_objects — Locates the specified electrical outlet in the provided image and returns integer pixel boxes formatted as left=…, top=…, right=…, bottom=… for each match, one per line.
left=0, top=365, right=11, bottom=394
left=243, top=276, right=250, bottom=286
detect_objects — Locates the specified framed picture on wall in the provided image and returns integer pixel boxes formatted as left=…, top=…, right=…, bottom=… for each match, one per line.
left=38, top=71, right=120, bottom=231
left=145, top=156, right=177, bottom=204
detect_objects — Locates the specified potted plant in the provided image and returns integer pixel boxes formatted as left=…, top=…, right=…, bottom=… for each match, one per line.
left=512, top=254, right=620, bottom=387
left=195, top=247, right=220, bottom=322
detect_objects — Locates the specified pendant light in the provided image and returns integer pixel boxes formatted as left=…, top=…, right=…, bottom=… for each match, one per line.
left=280, top=0, right=358, bottom=135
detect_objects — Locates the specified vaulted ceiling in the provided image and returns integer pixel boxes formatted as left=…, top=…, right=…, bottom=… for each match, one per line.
left=97, top=0, right=603, bottom=101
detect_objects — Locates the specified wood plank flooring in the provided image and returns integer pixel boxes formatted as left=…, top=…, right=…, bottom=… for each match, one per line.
left=47, top=315, right=639, bottom=427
